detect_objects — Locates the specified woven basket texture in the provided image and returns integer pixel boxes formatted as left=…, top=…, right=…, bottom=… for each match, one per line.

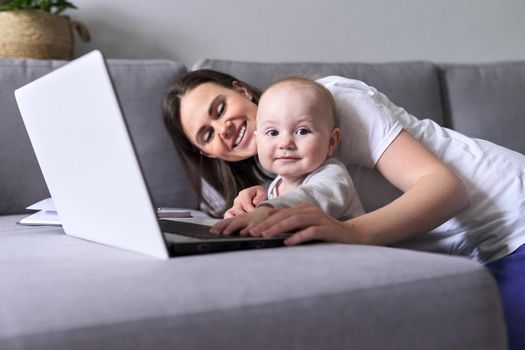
left=0, top=10, right=73, bottom=60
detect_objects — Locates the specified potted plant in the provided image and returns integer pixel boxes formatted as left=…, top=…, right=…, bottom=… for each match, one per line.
left=0, top=0, right=90, bottom=60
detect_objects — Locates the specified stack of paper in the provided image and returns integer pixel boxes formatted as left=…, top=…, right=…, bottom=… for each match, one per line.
left=20, top=198, right=61, bottom=226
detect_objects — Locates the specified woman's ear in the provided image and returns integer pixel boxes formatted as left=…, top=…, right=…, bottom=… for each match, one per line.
left=232, top=81, right=254, bottom=101
left=327, top=128, right=341, bottom=156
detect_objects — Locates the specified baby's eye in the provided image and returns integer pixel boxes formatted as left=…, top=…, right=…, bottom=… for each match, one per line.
left=265, top=129, right=279, bottom=137
left=295, top=127, right=311, bottom=136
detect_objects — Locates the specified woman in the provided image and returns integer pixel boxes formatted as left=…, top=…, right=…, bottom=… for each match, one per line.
left=164, top=69, right=525, bottom=349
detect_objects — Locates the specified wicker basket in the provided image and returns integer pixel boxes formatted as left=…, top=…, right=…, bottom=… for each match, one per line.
left=0, top=10, right=90, bottom=60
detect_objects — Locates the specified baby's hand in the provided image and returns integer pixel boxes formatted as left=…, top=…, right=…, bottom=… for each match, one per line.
left=224, top=185, right=267, bottom=218
left=212, top=206, right=273, bottom=236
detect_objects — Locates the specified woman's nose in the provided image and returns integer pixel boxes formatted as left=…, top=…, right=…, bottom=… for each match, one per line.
left=219, top=120, right=234, bottom=139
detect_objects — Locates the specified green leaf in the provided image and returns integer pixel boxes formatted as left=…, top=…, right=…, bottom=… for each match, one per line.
left=0, top=0, right=78, bottom=12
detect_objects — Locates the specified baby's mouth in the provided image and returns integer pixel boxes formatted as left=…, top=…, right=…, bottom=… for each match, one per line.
left=233, top=122, right=247, bottom=148
left=275, top=153, right=300, bottom=160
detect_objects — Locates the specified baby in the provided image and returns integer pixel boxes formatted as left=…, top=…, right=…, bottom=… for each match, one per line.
left=211, top=76, right=364, bottom=235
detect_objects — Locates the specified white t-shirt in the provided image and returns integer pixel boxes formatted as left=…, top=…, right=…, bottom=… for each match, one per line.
left=318, top=75, right=525, bottom=264
left=262, top=158, right=365, bottom=221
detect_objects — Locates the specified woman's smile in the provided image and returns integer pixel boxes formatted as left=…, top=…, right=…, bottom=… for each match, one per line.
left=233, top=121, right=248, bottom=148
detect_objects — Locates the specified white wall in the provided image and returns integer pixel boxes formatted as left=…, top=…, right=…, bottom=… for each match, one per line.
left=72, top=0, right=525, bottom=67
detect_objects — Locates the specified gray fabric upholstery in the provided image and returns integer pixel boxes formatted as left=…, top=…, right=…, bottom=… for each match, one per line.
left=2, top=57, right=518, bottom=349
left=0, top=215, right=507, bottom=350
left=440, top=61, right=525, bottom=154
left=0, top=58, right=197, bottom=215
left=193, top=59, right=445, bottom=125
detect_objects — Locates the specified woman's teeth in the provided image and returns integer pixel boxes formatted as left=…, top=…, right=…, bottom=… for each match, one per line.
left=234, top=124, right=247, bottom=147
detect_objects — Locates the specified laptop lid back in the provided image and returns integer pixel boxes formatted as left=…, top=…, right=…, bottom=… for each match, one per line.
left=15, top=50, right=169, bottom=258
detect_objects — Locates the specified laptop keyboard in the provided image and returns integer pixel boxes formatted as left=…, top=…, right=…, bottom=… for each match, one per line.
left=159, top=220, right=246, bottom=240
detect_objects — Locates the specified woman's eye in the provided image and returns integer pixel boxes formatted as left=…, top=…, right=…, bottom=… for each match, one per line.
left=295, top=128, right=310, bottom=135
left=216, top=102, right=225, bottom=118
left=265, top=129, right=278, bottom=137
left=204, top=129, right=214, bottom=143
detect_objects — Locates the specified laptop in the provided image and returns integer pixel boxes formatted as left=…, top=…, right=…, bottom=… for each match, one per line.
left=14, top=50, right=286, bottom=259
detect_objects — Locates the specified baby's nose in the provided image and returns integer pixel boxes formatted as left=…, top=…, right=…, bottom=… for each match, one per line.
left=279, top=137, right=296, bottom=150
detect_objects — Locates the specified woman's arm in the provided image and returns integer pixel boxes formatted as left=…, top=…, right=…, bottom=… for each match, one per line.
left=350, top=130, right=470, bottom=245
left=249, top=130, right=470, bottom=246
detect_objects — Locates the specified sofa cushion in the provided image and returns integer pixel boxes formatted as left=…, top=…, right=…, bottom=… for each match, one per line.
left=440, top=61, right=525, bottom=154
left=193, top=59, right=445, bottom=125
left=0, top=58, right=197, bottom=215
left=0, top=215, right=507, bottom=350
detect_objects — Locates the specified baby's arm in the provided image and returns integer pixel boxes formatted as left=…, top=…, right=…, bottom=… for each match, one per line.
left=259, top=159, right=364, bottom=220
left=224, top=185, right=267, bottom=218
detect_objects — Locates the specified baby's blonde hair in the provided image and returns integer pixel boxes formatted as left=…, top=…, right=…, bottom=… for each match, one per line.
left=262, top=75, right=337, bottom=127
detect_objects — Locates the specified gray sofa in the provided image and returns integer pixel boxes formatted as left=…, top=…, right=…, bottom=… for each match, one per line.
left=2, top=56, right=522, bottom=349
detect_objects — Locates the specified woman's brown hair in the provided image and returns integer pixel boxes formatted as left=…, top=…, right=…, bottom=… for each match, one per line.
left=163, top=69, right=270, bottom=217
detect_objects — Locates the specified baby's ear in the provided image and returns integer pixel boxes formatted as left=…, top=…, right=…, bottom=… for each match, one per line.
left=328, top=128, right=341, bottom=156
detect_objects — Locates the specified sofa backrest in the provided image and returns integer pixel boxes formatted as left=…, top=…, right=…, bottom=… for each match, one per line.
left=4, top=57, right=524, bottom=214
left=193, top=59, right=446, bottom=125
left=439, top=61, right=525, bottom=154
left=0, top=58, right=198, bottom=215
left=195, top=59, right=525, bottom=156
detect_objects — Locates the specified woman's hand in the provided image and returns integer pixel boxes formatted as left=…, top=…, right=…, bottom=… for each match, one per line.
left=224, top=185, right=267, bottom=218
left=248, top=203, right=361, bottom=246
left=212, top=206, right=274, bottom=236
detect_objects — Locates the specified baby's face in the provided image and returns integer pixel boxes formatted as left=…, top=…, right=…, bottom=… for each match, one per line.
left=256, top=83, right=338, bottom=180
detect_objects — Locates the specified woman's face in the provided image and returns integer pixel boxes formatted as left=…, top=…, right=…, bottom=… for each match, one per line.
left=179, top=82, right=258, bottom=162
